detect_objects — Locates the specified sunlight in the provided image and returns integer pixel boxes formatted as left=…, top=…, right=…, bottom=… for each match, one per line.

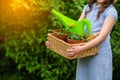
left=10, top=0, right=30, bottom=11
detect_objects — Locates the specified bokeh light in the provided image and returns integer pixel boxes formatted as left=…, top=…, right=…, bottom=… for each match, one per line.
left=0, top=0, right=50, bottom=32
left=10, top=0, right=30, bottom=11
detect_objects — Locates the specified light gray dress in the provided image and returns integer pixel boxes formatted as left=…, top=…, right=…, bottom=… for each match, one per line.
left=76, top=3, right=118, bottom=80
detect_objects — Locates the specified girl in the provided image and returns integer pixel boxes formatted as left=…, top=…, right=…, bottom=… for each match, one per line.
left=67, top=0, right=118, bottom=80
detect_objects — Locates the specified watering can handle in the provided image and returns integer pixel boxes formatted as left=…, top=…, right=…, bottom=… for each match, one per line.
left=82, top=19, right=91, bottom=37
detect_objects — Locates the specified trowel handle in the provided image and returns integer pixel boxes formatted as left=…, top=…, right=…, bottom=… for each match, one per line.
left=82, top=19, right=91, bottom=37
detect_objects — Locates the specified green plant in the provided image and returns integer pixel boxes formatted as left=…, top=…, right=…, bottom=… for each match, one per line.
left=68, top=34, right=88, bottom=41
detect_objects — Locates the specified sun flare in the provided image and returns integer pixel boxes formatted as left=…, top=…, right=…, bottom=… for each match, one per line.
left=10, top=0, right=30, bottom=11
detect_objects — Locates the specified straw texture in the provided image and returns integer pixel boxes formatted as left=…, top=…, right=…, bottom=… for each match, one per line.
left=47, top=34, right=99, bottom=59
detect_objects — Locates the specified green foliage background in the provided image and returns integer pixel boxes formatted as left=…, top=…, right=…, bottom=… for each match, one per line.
left=0, top=0, right=119, bottom=80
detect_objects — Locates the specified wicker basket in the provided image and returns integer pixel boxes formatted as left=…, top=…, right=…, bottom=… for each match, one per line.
left=47, top=33, right=99, bottom=59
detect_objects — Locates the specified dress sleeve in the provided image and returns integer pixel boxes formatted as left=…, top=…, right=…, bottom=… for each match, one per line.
left=83, top=4, right=89, bottom=13
left=104, top=6, right=118, bottom=21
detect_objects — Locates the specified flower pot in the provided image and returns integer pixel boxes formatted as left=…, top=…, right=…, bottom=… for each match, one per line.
left=67, top=39, right=84, bottom=44
left=52, top=29, right=69, bottom=41
left=54, top=34, right=68, bottom=41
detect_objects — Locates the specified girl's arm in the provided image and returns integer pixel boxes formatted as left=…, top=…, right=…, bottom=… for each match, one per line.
left=67, top=17, right=116, bottom=59
left=78, top=11, right=86, bottom=21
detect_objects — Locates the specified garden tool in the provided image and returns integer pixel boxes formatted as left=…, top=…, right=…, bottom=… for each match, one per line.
left=51, top=9, right=92, bottom=37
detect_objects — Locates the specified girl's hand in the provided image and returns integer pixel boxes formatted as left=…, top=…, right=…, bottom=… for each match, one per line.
left=45, top=41, right=50, bottom=48
left=67, top=46, right=83, bottom=60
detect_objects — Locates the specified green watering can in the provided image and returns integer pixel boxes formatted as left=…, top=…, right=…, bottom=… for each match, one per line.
left=51, top=9, right=92, bottom=37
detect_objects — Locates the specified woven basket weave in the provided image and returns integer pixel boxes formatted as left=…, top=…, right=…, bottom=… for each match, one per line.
left=47, top=33, right=99, bottom=59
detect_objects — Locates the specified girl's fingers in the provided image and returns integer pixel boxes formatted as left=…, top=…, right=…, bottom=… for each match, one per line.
left=67, top=51, right=75, bottom=57
left=67, top=47, right=75, bottom=52
left=67, top=51, right=77, bottom=60
left=70, top=55, right=77, bottom=60
left=45, top=41, right=50, bottom=48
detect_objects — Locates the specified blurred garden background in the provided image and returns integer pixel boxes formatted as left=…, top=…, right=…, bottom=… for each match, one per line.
left=0, top=0, right=120, bottom=80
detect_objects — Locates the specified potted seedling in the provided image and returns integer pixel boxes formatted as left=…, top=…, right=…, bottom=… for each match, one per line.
left=67, top=34, right=88, bottom=44
left=51, top=27, right=70, bottom=41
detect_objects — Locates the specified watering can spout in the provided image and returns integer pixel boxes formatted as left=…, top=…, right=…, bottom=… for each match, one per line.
left=51, top=9, right=92, bottom=36
left=51, top=9, right=76, bottom=30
